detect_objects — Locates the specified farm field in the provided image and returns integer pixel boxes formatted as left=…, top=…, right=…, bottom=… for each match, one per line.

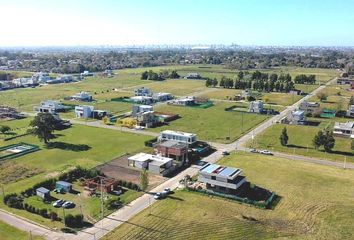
left=152, top=101, right=269, bottom=143
left=104, top=151, right=354, bottom=240
left=249, top=122, right=354, bottom=163
left=0, top=220, right=43, bottom=240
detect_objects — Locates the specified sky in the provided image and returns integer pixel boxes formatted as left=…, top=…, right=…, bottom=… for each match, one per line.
left=0, top=0, right=354, bottom=47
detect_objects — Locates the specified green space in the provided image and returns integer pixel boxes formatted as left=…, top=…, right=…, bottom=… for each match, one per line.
left=262, top=92, right=302, bottom=106
left=249, top=122, right=354, bottom=163
left=0, top=220, right=44, bottom=240
left=104, top=151, right=354, bottom=240
left=152, top=101, right=269, bottom=143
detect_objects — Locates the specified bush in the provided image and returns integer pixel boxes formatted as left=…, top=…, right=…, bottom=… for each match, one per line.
left=65, top=214, right=84, bottom=227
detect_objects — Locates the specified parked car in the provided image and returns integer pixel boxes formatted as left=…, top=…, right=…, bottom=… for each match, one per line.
left=259, top=150, right=273, bottom=155
left=250, top=148, right=258, bottom=153
left=162, top=188, right=171, bottom=195
left=154, top=192, right=164, bottom=200
left=222, top=151, right=230, bottom=156
left=53, top=199, right=65, bottom=208
left=112, top=189, right=123, bottom=196
left=62, top=201, right=75, bottom=209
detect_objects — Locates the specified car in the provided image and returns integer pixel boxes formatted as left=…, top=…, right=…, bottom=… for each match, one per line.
left=250, top=148, right=258, bottom=153
left=62, top=201, right=75, bottom=209
left=52, top=199, right=65, bottom=207
left=154, top=192, right=163, bottom=200
left=222, top=151, right=230, bottom=155
left=162, top=188, right=171, bottom=195
left=112, top=189, right=123, bottom=196
left=259, top=150, right=273, bottom=155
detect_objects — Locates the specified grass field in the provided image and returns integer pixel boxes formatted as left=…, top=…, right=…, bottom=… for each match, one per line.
left=249, top=122, right=354, bottom=163
left=152, top=101, right=269, bottom=143
left=104, top=151, right=354, bottom=240
left=0, top=220, right=43, bottom=240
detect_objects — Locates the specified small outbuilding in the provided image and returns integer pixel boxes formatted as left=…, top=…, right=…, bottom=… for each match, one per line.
left=36, top=187, right=50, bottom=200
left=55, top=181, right=72, bottom=193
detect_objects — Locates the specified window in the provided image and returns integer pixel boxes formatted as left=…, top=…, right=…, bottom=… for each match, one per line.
left=211, top=176, right=216, bottom=180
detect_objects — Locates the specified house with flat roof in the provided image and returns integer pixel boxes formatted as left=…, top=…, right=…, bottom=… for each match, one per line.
left=283, top=110, right=306, bottom=125
left=248, top=100, right=264, bottom=113
left=337, top=78, right=354, bottom=85
left=155, top=140, right=188, bottom=163
left=299, top=101, right=320, bottom=114
left=152, top=92, right=173, bottom=102
left=333, top=121, right=354, bottom=138
left=36, top=187, right=50, bottom=200
left=184, top=73, right=201, bottom=79
left=134, top=87, right=152, bottom=97
left=159, top=130, right=197, bottom=145
left=132, top=105, right=153, bottom=117
left=346, top=105, right=354, bottom=118
left=75, top=105, right=94, bottom=118
left=55, top=181, right=72, bottom=193
left=71, top=91, right=92, bottom=101
left=198, top=163, right=246, bottom=194
left=168, top=96, right=195, bottom=106
left=130, top=96, right=153, bottom=105
left=34, top=100, right=66, bottom=114
left=128, top=153, right=173, bottom=176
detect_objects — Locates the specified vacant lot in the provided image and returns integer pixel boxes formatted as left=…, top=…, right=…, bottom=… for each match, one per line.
left=104, top=152, right=354, bottom=240
left=152, top=101, right=269, bottom=143
left=0, top=220, right=43, bottom=240
left=249, top=122, right=354, bottom=163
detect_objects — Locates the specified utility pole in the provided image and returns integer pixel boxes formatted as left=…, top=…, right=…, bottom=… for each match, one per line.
left=29, top=230, right=32, bottom=240
left=241, top=112, right=244, bottom=133
left=344, top=156, right=347, bottom=169
left=100, top=178, right=104, bottom=231
left=62, top=207, right=66, bottom=226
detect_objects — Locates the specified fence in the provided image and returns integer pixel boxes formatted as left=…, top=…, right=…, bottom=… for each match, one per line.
left=0, top=142, right=40, bottom=160
left=187, top=187, right=276, bottom=209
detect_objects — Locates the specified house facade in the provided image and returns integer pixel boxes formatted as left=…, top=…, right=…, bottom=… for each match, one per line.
left=198, top=163, right=246, bottom=194
left=34, top=100, right=66, bottom=114
left=184, top=73, right=201, bottom=79
left=71, top=91, right=92, bottom=101
left=75, top=105, right=94, bottom=118
left=248, top=100, right=264, bottom=113
left=159, top=130, right=197, bottom=145
left=128, top=153, right=174, bottom=176
left=134, top=87, right=152, bottom=97
left=346, top=105, right=354, bottom=118
left=155, top=140, right=188, bottom=162
left=299, top=101, right=320, bottom=114
left=152, top=92, right=173, bottom=102
left=333, top=121, right=354, bottom=138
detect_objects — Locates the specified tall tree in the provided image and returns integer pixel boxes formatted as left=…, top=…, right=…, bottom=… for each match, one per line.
left=29, top=113, right=57, bottom=144
left=313, top=131, right=325, bottom=150
left=323, top=131, right=335, bottom=152
left=279, top=127, right=289, bottom=146
left=140, top=169, right=149, bottom=192
left=0, top=125, right=11, bottom=135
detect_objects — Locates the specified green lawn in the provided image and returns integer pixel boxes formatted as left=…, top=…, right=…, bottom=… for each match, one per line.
left=249, top=122, right=354, bottom=163
left=104, top=151, right=354, bottom=240
left=0, top=220, right=43, bottom=240
left=152, top=101, right=269, bottom=143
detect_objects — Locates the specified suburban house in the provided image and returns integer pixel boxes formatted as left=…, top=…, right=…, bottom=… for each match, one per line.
left=36, top=187, right=50, bottom=200
left=31, top=72, right=51, bottom=83
left=337, top=78, right=354, bottom=85
left=184, top=73, right=201, bottom=79
left=346, top=105, right=354, bottom=118
left=132, top=105, right=153, bottom=117
left=135, top=111, right=156, bottom=128
left=71, top=91, right=93, bottom=101
left=299, top=101, right=320, bottom=114
left=128, top=153, right=174, bottom=176
left=75, top=105, right=94, bottom=118
left=283, top=110, right=306, bottom=125
left=248, top=100, right=264, bottom=113
left=55, top=181, right=72, bottom=193
left=81, top=70, right=93, bottom=77
left=289, top=89, right=303, bottom=96
left=34, top=100, right=66, bottom=114
left=159, top=130, right=197, bottom=145
left=333, top=121, right=354, bottom=138
left=12, top=77, right=36, bottom=87
left=155, top=140, right=188, bottom=162
left=130, top=96, right=153, bottom=105
left=134, top=87, right=152, bottom=97
left=320, top=109, right=336, bottom=118
left=168, top=96, right=196, bottom=106
left=152, top=92, right=173, bottom=102
left=198, top=163, right=247, bottom=194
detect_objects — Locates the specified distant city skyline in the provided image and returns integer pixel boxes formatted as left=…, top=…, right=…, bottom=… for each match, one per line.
left=1, top=0, right=354, bottom=47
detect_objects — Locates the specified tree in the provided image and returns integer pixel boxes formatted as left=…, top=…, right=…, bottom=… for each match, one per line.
left=140, top=169, right=149, bottom=192
left=313, top=131, right=325, bottom=150
left=0, top=125, right=11, bottom=135
left=316, top=92, right=328, bottom=102
left=141, top=71, right=148, bottom=80
left=279, top=127, right=289, bottom=146
left=323, top=131, right=335, bottom=152
left=349, top=96, right=354, bottom=107
left=29, top=113, right=57, bottom=144
left=169, top=70, right=180, bottom=79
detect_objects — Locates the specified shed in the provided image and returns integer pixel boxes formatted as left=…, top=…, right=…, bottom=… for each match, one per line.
left=55, top=181, right=72, bottom=193
left=36, top=187, right=50, bottom=199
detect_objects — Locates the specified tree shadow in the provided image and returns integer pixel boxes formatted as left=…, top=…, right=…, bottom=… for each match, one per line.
left=286, top=144, right=308, bottom=149
left=321, top=150, right=354, bottom=157
left=46, top=142, right=91, bottom=152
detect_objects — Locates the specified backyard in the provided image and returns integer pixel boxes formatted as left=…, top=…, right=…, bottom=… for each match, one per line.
left=103, top=151, right=354, bottom=240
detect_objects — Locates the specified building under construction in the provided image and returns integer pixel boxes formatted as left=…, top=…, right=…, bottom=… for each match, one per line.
left=83, top=176, right=118, bottom=196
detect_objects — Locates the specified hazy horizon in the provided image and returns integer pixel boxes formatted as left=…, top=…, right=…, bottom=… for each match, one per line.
left=1, top=0, right=354, bottom=47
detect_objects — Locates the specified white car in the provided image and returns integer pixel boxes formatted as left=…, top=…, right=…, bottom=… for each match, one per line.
left=52, top=199, right=64, bottom=208
left=259, top=150, right=273, bottom=155
left=162, top=188, right=171, bottom=195
left=62, top=201, right=75, bottom=209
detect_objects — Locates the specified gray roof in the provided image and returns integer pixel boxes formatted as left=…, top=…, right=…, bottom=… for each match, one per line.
left=36, top=187, right=50, bottom=194
left=56, top=181, right=72, bottom=187
left=159, top=140, right=188, bottom=149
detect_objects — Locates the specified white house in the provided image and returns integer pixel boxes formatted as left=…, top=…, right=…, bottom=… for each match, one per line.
left=198, top=163, right=247, bottom=194
left=346, top=105, right=354, bottom=118
left=34, top=100, right=66, bottom=114
left=184, top=73, right=201, bottom=79
left=248, top=100, right=264, bottom=113
left=159, top=130, right=197, bottom=145
left=128, top=153, right=173, bottom=175
left=132, top=105, right=153, bottom=117
left=152, top=92, right=173, bottom=102
left=333, top=121, right=354, bottom=138
left=299, top=101, right=320, bottom=114
left=168, top=96, right=195, bottom=106
left=12, top=78, right=35, bottom=87
left=71, top=91, right=92, bottom=101
left=134, top=87, right=152, bottom=97
left=130, top=96, right=153, bottom=104
left=75, top=105, right=94, bottom=118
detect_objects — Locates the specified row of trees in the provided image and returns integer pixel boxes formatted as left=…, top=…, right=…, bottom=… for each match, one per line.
left=141, top=69, right=180, bottom=81
left=294, top=74, right=316, bottom=84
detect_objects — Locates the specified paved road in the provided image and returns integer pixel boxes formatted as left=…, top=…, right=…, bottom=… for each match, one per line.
left=3, top=76, right=353, bottom=239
